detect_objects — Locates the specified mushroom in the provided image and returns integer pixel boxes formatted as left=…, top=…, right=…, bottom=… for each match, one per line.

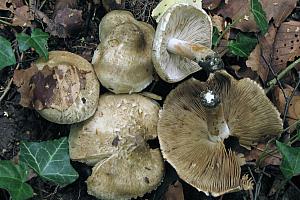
left=92, top=10, right=155, bottom=94
left=152, top=3, right=224, bottom=83
left=69, top=94, right=164, bottom=199
left=158, top=70, right=283, bottom=196
left=16, top=51, right=100, bottom=124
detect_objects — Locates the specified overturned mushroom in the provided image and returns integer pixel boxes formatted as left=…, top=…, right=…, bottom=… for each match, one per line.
left=92, top=10, right=155, bottom=94
left=69, top=94, right=164, bottom=199
left=152, top=3, right=223, bottom=83
left=158, top=71, right=283, bottom=196
left=13, top=51, right=100, bottom=124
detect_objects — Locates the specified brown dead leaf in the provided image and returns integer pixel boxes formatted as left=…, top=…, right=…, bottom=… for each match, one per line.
left=214, top=39, right=229, bottom=56
left=230, top=65, right=259, bottom=80
left=246, top=21, right=300, bottom=82
left=0, top=0, right=23, bottom=11
left=245, top=143, right=281, bottom=167
left=272, top=21, right=300, bottom=73
left=211, top=15, right=225, bottom=33
left=203, top=0, right=221, bottom=10
left=13, top=64, right=88, bottom=111
left=54, top=0, right=77, bottom=13
left=46, top=8, right=83, bottom=38
left=102, top=0, right=125, bottom=11
left=164, top=181, right=184, bottom=200
left=12, top=5, right=34, bottom=27
left=218, top=0, right=297, bottom=32
left=274, top=85, right=300, bottom=132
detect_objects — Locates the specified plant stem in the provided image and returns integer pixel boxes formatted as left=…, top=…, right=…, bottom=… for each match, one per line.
left=265, top=58, right=300, bottom=93
left=214, top=16, right=243, bottom=47
left=0, top=19, right=12, bottom=26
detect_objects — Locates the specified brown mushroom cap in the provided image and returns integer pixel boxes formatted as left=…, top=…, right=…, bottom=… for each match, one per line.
left=152, top=4, right=212, bottom=83
left=34, top=51, right=100, bottom=124
left=93, top=11, right=154, bottom=94
left=69, top=94, right=164, bottom=199
left=158, top=71, right=282, bottom=196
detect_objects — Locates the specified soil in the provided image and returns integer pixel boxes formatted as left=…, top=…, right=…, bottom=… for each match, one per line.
left=1, top=0, right=300, bottom=200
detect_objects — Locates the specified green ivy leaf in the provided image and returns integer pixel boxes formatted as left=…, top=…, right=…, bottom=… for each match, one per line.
left=0, top=160, right=34, bottom=200
left=29, top=28, right=49, bottom=60
left=250, top=0, right=268, bottom=34
left=16, top=33, right=31, bottom=52
left=20, top=137, right=79, bottom=186
left=276, top=141, right=300, bottom=179
left=228, top=33, right=257, bottom=57
left=0, top=36, right=16, bottom=70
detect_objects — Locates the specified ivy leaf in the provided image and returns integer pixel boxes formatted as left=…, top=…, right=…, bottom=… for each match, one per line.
left=28, top=28, right=49, bottom=60
left=0, top=36, right=16, bottom=70
left=20, top=137, right=79, bottom=186
left=151, top=0, right=202, bottom=22
left=228, top=33, right=257, bottom=57
left=276, top=141, right=300, bottom=179
left=16, top=33, right=31, bottom=52
left=250, top=0, right=268, bottom=34
left=0, top=160, right=34, bottom=200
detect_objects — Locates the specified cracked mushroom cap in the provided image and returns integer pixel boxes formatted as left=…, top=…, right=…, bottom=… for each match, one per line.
left=69, top=94, right=164, bottom=199
left=34, top=51, right=100, bottom=124
left=158, top=71, right=283, bottom=196
left=152, top=4, right=212, bottom=83
left=93, top=10, right=155, bottom=94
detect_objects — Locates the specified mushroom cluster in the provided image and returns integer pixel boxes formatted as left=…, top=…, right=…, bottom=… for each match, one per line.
left=69, top=94, right=164, bottom=199
left=158, top=70, right=283, bottom=196
left=92, top=10, right=155, bottom=94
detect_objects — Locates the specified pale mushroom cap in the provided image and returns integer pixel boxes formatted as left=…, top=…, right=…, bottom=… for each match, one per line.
left=34, top=51, right=100, bottom=124
left=99, top=10, right=134, bottom=42
left=152, top=4, right=212, bottom=83
left=93, top=11, right=154, bottom=94
left=158, top=71, right=282, bottom=196
left=69, top=94, right=164, bottom=199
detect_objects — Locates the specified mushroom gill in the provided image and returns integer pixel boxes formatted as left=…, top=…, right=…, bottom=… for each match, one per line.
left=158, top=71, right=283, bottom=196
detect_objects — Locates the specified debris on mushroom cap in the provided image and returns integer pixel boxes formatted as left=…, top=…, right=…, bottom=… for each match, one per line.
left=14, top=51, right=100, bottom=124
left=69, top=94, right=164, bottom=199
left=93, top=10, right=154, bottom=94
left=152, top=4, right=214, bottom=83
left=158, top=71, right=282, bottom=196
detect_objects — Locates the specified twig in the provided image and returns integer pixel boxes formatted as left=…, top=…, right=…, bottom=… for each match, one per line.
left=0, top=53, right=24, bottom=103
left=0, top=19, right=12, bottom=26
left=266, top=58, right=300, bottom=93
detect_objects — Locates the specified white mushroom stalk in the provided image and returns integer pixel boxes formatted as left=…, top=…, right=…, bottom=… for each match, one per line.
left=200, top=90, right=230, bottom=142
left=167, top=38, right=224, bottom=72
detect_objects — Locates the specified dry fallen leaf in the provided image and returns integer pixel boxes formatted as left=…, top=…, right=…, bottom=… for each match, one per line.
left=13, top=64, right=88, bottom=111
left=102, top=0, right=125, bottom=11
left=202, top=0, right=221, bottom=10
left=245, top=143, right=281, bottom=167
left=12, top=5, right=34, bottom=27
left=274, top=85, right=300, bottom=132
left=218, top=0, right=298, bottom=32
left=214, top=39, right=229, bottom=56
left=246, top=21, right=300, bottom=82
left=164, top=180, right=184, bottom=200
left=230, top=65, right=259, bottom=80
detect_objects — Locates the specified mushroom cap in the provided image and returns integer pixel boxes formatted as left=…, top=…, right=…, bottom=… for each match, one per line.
left=98, top=10, right=134, bottom=42
left=152, top=4, right=212, bottom=83
left=93, top=11, right=154, bottom=94
left=34, top=51, right=100, bottom=124
left=158, top=71, right=282, bottom=196
left=69, top=94, right=164, bottom=199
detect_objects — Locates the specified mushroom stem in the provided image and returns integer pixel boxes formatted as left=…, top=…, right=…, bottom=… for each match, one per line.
left=200, top=90, right=230, bottom=142
left=167, top=38, right=224, bottom=72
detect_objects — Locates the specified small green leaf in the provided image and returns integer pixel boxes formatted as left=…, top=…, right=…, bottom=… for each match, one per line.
left=276, top=141, right=300, bottom=179
left=16, top=33, right=31, bottom=52
left=212, top=26, right=220, bottom=47
left=0, top=36, right=16, bottom=70
left=0, top=160, right=34, bottom=200
left=228, top=33, right=257, bottom=57
left=251, top=0, right=268, bottom=34
left=20, top=137, right=79, bottom=186
left=29, top=28, right=49, bottom=60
